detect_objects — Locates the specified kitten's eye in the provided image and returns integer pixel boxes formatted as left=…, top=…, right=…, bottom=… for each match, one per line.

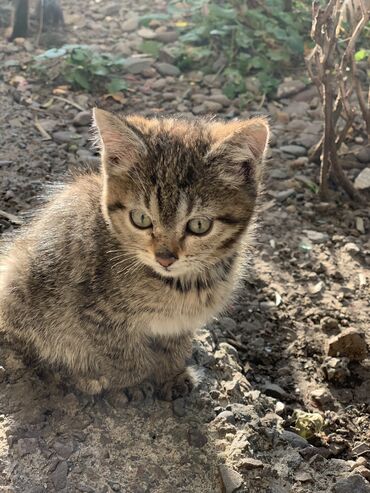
left=187, top=217, right=212, bottom=235
left=130, top=210, right=152, bottom=229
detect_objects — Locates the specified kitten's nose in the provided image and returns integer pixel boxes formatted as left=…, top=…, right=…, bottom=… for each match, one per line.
left=155, top=248, right=178, bottom=268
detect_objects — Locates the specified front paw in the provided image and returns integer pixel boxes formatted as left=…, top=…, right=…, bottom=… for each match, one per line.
left=158, top=367, right=199, bottom=401
left=124, top=381, right=154, bottom=402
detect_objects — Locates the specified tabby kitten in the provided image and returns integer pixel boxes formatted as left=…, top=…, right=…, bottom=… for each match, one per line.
left=0, top=109, right=269, bottom=398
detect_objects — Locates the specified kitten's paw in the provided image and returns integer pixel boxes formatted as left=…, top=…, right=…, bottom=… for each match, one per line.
left=125, top=381, right=154, bottom=402
left=158, top=367, right=200, bottom=401
left=75, top=376, right=109, bottom=395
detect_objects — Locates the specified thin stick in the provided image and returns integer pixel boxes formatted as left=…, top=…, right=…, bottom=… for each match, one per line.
left=53, top=96, right=85, bottom=111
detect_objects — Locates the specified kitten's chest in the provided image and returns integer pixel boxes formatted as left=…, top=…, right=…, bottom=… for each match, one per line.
left=135, top=276, right=235, bottom=336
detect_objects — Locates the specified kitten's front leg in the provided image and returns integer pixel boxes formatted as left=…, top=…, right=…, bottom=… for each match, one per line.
left=149, top=332, right=199, bottom=401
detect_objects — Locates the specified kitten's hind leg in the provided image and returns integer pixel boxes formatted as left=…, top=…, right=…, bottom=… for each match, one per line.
left=157, top=366, right=200, bottom=401
left=124, top=381, right=155, bottom=402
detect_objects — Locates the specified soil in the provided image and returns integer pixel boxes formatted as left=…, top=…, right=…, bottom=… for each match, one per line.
left=0, top=1, right=369, bottom=492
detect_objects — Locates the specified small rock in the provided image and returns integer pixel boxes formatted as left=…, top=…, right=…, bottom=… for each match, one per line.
left=188, top=427, right=208, bottom=448
left=73, top=111, right=91, bottom=127
left=208, top=94, right=231, bottom=107
left=311, top=387, right=333, bottom=408
left=280, top=145, right=307, bottom=157
left=280, top=430, right=309, bottom=449
left=53, top=440, right=74, bottom=459
left=138, top=27, right=156, bottom=39
left=274, top=189, right=295, bottom=202
left=352, top=443, right=370, bottom=457
left=296, top=471, right=313, bottom=482
left=356, top=147, right=370, bottom=163
left=354, top=168, right=370, bottom=189
left=327, top=328, right=368, bottom=361
left=270, top=169, right=289, bottom=180
left=321, top=317, right=340, bottom=333
left=321, top=357, right=350, bottom=383
left=277, top=79, right=306, bottom=98
left=204, top=101, right=223, bottom=112
left=219, top=317, right=237, bottom=332
left=124, top=56, right=154, bottom=74
left=263, top=382, right=289, bottom=400
left=343, top=242, right=360, bottom=254
left=192, top=104, right=206, bottom=115
left=355, top=466, right=370, bottom=481
left=219, top=465, right=243, bottom=493
left=216, top=411, right=235, bottom=424
left=16, top=438, right=38, bottom=457
left=155, top=62, right=180, bottom=77
left=50, top=461, right=68, bottom=491
left=333, top=474, right=370, bottom=493
left=121, top=16, right=139, bottom=32
left=52, top=131, right=81, bottom=144
left=154, top=31, right=178, bottom=43
left=238, top=458, right=264, bottom=470
left=303, top=230, right=329, bottom=244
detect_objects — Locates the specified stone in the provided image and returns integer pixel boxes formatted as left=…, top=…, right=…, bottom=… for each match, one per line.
left=50, top=461, right=68, bottom=491
left=321, top=357, right=350, bottom=383
left=124, top=56, right=154, bottom=74
left=154, top=31, right=178, bottom=43
left=311, top=388, right=333, bottom=408
left=238, top=458, right=264, bottom=470
left=275, top=189, right=295, bottom=201
left=285, top=101, right=310, bottom=117
left=155, top=63, right=180, bottom=77
left=280, top=430, right=309, bottom=449
left=138, top=27, right=156, bottom=39
left=172, top=398, right=186, bottom=417
left=192, top=104, right=206, bottom=115
left=208, top=94, right=231, bottom=107
left=187, top=427, right=208, bottom=448
left=333, top=474, right=370, bottom=493
left=356, top=146, right=370, bottom=163
left=219, top=317, right=237, bottom=332
left=280, top=145, right=307, bottom=157
left=263, top=383, right=289, bottom=400
left=277, top=79, right=306, bottom=98
left=121, top=16, right=139, bottom=32
left=204, top=101, right=223, bottom=112
left=73, top=111, right=91, bottom=127
left=16, top=438, right=38, bottom=457
left=216, top=411, right=236, bottom=424
left=327, top=328, right=368, bottom=361
left=219, top=465, right=243, bottom=493
left=52, top=131, right=81, bottom=144
left=343, top=242, right=360, bottom=254
left=352, top=443, right=370, bottom=457
left=303, top=230, right=329, bottom=244
left=53, top=440, right=74, bottom=459
left=355, top=168, right=370, bottom=189
left=355, top=467, right=370, bottom=481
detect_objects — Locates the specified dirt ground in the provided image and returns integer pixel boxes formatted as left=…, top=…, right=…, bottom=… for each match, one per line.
left=0, top=1, right=369, bottom=492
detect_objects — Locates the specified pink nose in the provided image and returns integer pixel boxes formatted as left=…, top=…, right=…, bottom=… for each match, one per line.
left=155, top=249, right=178, bottom=268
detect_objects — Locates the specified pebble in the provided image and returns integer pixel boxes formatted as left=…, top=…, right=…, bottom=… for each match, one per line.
left=154, top=31, right=178, bottom=43
left=275, top=189, right=295, bottom=201
left=187, top=427, right=208, bottom=448
left=303, top=230, right=329, bottom=244
left=204, top=101, right=223, bottom=112
left=155, top=62, right=180, bottom=77
left=321, top=357, right=350, bottom=383
left=333, top=474, right=370, bottom=493
left=219, top=465, right=243, bottom=493
left=263, top=383, right=289, bottom=400
left=120, top=16, right=139, bottom=32
left=280, top=430, right=309, bottom=449
left=73, top=111, right=91, bottom=127
left=327, top=328, right=368, bottom=361
left=208, top=94, right=231, bottom=107
left=16, top=438, right=38, bottom=457
left=311, top=387, right=333, bottom=408
left=50, top=460, right=68, bottom=491
left=280, top=145, right=307, bottom=157
left=356, top=146, right=370, bottom=163
left=137, top=27, right=156, bottom=39
left=216, top=411, right=236, bottom=424
left=124, top=56, right=154, bottom=74
left=354, top=168, right=370, bottom=189
left=52, top=131, right=81, bottom=144
left=53, top=440, right=74, bottom=459
left=172, top=398, right=186, bottom=418
left=277, top=79, right=306, bottom=98
left=219, top=317, right=237, bottom=332
left=238, top=458, right=264, bottom=470
left=352, top=443, right=370, bottom=457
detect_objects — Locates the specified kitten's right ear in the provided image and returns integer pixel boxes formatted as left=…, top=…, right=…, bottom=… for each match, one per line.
left=93, top=108, right=147, bottom=175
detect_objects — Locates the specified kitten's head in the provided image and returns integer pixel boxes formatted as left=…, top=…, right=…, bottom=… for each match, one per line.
left=93, top=109, right=269, bottom=279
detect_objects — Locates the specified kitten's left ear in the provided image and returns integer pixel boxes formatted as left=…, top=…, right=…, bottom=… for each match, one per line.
left=209, top=117, right=269, bottom=180
left=93, top=108, right=147, bottom=175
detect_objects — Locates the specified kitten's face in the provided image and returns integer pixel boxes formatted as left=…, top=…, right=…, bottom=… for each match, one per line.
left=93, top=111, right=269, bottom=279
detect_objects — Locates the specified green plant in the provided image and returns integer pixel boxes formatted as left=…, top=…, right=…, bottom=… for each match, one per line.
left=166, top=0, right=312, bottom=96
left=33, top=45, right=128, bottom=92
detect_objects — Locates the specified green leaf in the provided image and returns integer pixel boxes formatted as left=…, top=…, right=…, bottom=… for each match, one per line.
left=139, top=40, right=163, bottom=58
left=355, top=49, right=369, bottom=61
left=106, top=79, right=128, bottom=93
left=35, top=47, right=67, bottom=60
left=72, top=70, right=90, bottom=90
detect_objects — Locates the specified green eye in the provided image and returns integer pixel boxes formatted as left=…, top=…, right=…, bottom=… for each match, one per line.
left=130, top=210, right=152, bottom=229
left=187, top=217, right=212, bottom=235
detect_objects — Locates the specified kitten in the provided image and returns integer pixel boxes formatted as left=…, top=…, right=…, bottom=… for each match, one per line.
left=0, top=110, right=269, bottom=399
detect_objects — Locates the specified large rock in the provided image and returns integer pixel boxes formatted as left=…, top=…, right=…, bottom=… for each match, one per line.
left=277, top=79, right=306, bottom=98
left=327, top=328, right=368, bottom=361
left=354, top=168, right=370, bottom=189
left=333, top=474, right=370, bottom=493
left=155, top=62, right=180, bottom=76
